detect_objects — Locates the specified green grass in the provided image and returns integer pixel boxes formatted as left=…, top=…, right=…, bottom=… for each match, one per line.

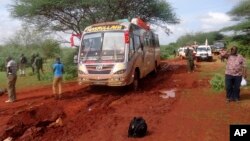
left=198, top=56, right=250, bottom=89
left=198, top=61, right=225, bottom=79
left=0, top=59, right=77, bottom=90
left=0, top=68, right=52, bottom=89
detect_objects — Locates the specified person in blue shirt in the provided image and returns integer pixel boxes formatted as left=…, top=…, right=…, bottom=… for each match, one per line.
left=52, top=57, right=64, bottom=99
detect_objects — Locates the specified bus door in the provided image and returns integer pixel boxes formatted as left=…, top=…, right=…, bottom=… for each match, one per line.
left=142, top=36, right=154, bottom=76
left=133, top=35, right=146, bottom=75
left=149, top=37, right=156, bottom=71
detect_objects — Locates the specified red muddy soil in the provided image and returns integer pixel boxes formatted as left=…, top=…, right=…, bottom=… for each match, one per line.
left=0, top=58, right=250, bottom=141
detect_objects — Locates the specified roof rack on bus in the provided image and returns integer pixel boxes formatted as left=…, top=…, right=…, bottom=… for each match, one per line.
left=116, top=19, right=130, bottom=22
left=131, top=18, right=150, bottom=30
left=91, top=21, right=121, bottom=27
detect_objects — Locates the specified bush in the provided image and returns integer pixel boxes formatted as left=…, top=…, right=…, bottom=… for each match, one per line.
left=160, top=45, right=177, bottom=59
left=227, top=41, right=250, bottom=58
left=210, top=74, right=225, bottom=91
left=41, top=39, right=61, bottom=58
left=63, top=66, right=77, bottom=80
left=41, top=72, right=53, bottom=81
left=61, top=48, right=78, bottom=80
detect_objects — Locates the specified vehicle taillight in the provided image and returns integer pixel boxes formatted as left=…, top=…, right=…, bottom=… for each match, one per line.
left=124, top=31, right=130, bottom=43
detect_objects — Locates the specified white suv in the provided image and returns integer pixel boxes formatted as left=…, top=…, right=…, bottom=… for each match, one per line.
left=195, top=45, right=213, bottom=62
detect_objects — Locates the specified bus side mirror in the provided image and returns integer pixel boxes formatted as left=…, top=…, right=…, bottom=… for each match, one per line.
left=70, top=34, right=81, bottom=47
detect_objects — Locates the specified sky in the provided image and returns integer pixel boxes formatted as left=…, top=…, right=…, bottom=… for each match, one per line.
left=0, top=0, right=240, bottom=46
left=159, top=0, right=240, bottom=44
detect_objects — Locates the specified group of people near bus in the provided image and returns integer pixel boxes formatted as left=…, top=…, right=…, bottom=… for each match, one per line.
left=4, top=54, right=64, bottom=103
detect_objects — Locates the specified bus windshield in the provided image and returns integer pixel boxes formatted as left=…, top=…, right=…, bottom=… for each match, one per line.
left=79, top=32, right=125, bottom=62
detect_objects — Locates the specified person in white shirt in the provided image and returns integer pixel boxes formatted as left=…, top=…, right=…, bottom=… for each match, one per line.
left=5, top=56, right=18, bottom=103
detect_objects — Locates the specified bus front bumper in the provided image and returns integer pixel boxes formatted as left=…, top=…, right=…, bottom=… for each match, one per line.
left=78, top=75, right=131, bottom=86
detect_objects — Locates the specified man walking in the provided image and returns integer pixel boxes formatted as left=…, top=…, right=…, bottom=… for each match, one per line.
left=52, top=57, right=64, bottom=99
left=5, top=56, right=17, bottom=103
left=19, top=54, right=27, bottom=76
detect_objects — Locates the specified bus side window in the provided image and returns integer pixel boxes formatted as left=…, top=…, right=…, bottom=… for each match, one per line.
left=150, top=38, right=153, bottom=46
left=152, top=38, right=156, bottom=47
left=140, top=37, right=144, bottom=50
left=144, top=38, right=149, bottom=47
left=129, top=37, right=135, bottom=60
left=134, top=36, right=141, bottom=50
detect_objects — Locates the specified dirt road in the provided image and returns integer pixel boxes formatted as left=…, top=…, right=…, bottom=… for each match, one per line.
left=0, top=58, right=250, bottom=141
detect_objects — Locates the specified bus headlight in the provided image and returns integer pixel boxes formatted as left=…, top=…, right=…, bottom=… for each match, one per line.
left=111, top=77, right=125, bottom=81
left=114, top=69, right=126, bottom=74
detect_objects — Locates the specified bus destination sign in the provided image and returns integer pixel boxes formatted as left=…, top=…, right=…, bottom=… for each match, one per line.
left=85, top=25, right=125, bottom=32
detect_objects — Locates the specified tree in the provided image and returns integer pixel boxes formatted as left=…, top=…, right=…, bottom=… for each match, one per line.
left=222, top=0, right=250, bottom=34
left=41, top=39, right=61, bottom=58
left=5, top=24, right=47, bottom=48
left=222, top=0, right=250, bottom=57
left=10, top=0, right=179, bottom=35
left=176, top=32, right=224, bottom=47
left=229, top=0, right=250, bottom=19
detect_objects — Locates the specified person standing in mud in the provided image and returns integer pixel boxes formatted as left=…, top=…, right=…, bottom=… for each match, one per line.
left=5, top=56, right=17, bottom=103
left=224, top=46, right=247, bottom=102
left=185, top=47, right=194, bottom=73
left=52, top=57, right=64, bottom=99
left=33, top=53, right=43, bottom=81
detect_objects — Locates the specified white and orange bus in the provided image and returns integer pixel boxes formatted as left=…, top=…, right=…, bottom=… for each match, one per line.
left=77, top=18, right=160, bottom=90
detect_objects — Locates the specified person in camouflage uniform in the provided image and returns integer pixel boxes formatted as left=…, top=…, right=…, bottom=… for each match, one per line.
left=185, top=47, right=194, bottom=73
left=33, top=53, right=43, bottom=81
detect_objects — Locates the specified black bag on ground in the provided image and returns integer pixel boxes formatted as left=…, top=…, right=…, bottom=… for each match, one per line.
left=0, top=88, right=7, bottom=96
left=128, top=117, right=147, bottom=137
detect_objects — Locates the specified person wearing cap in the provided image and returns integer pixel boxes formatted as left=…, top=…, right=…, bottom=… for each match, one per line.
left=225, top=46, right=247, bottom=102
left=52, top=57, right=64, bottom=99
left=5, top=56, right=17, bottom=103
